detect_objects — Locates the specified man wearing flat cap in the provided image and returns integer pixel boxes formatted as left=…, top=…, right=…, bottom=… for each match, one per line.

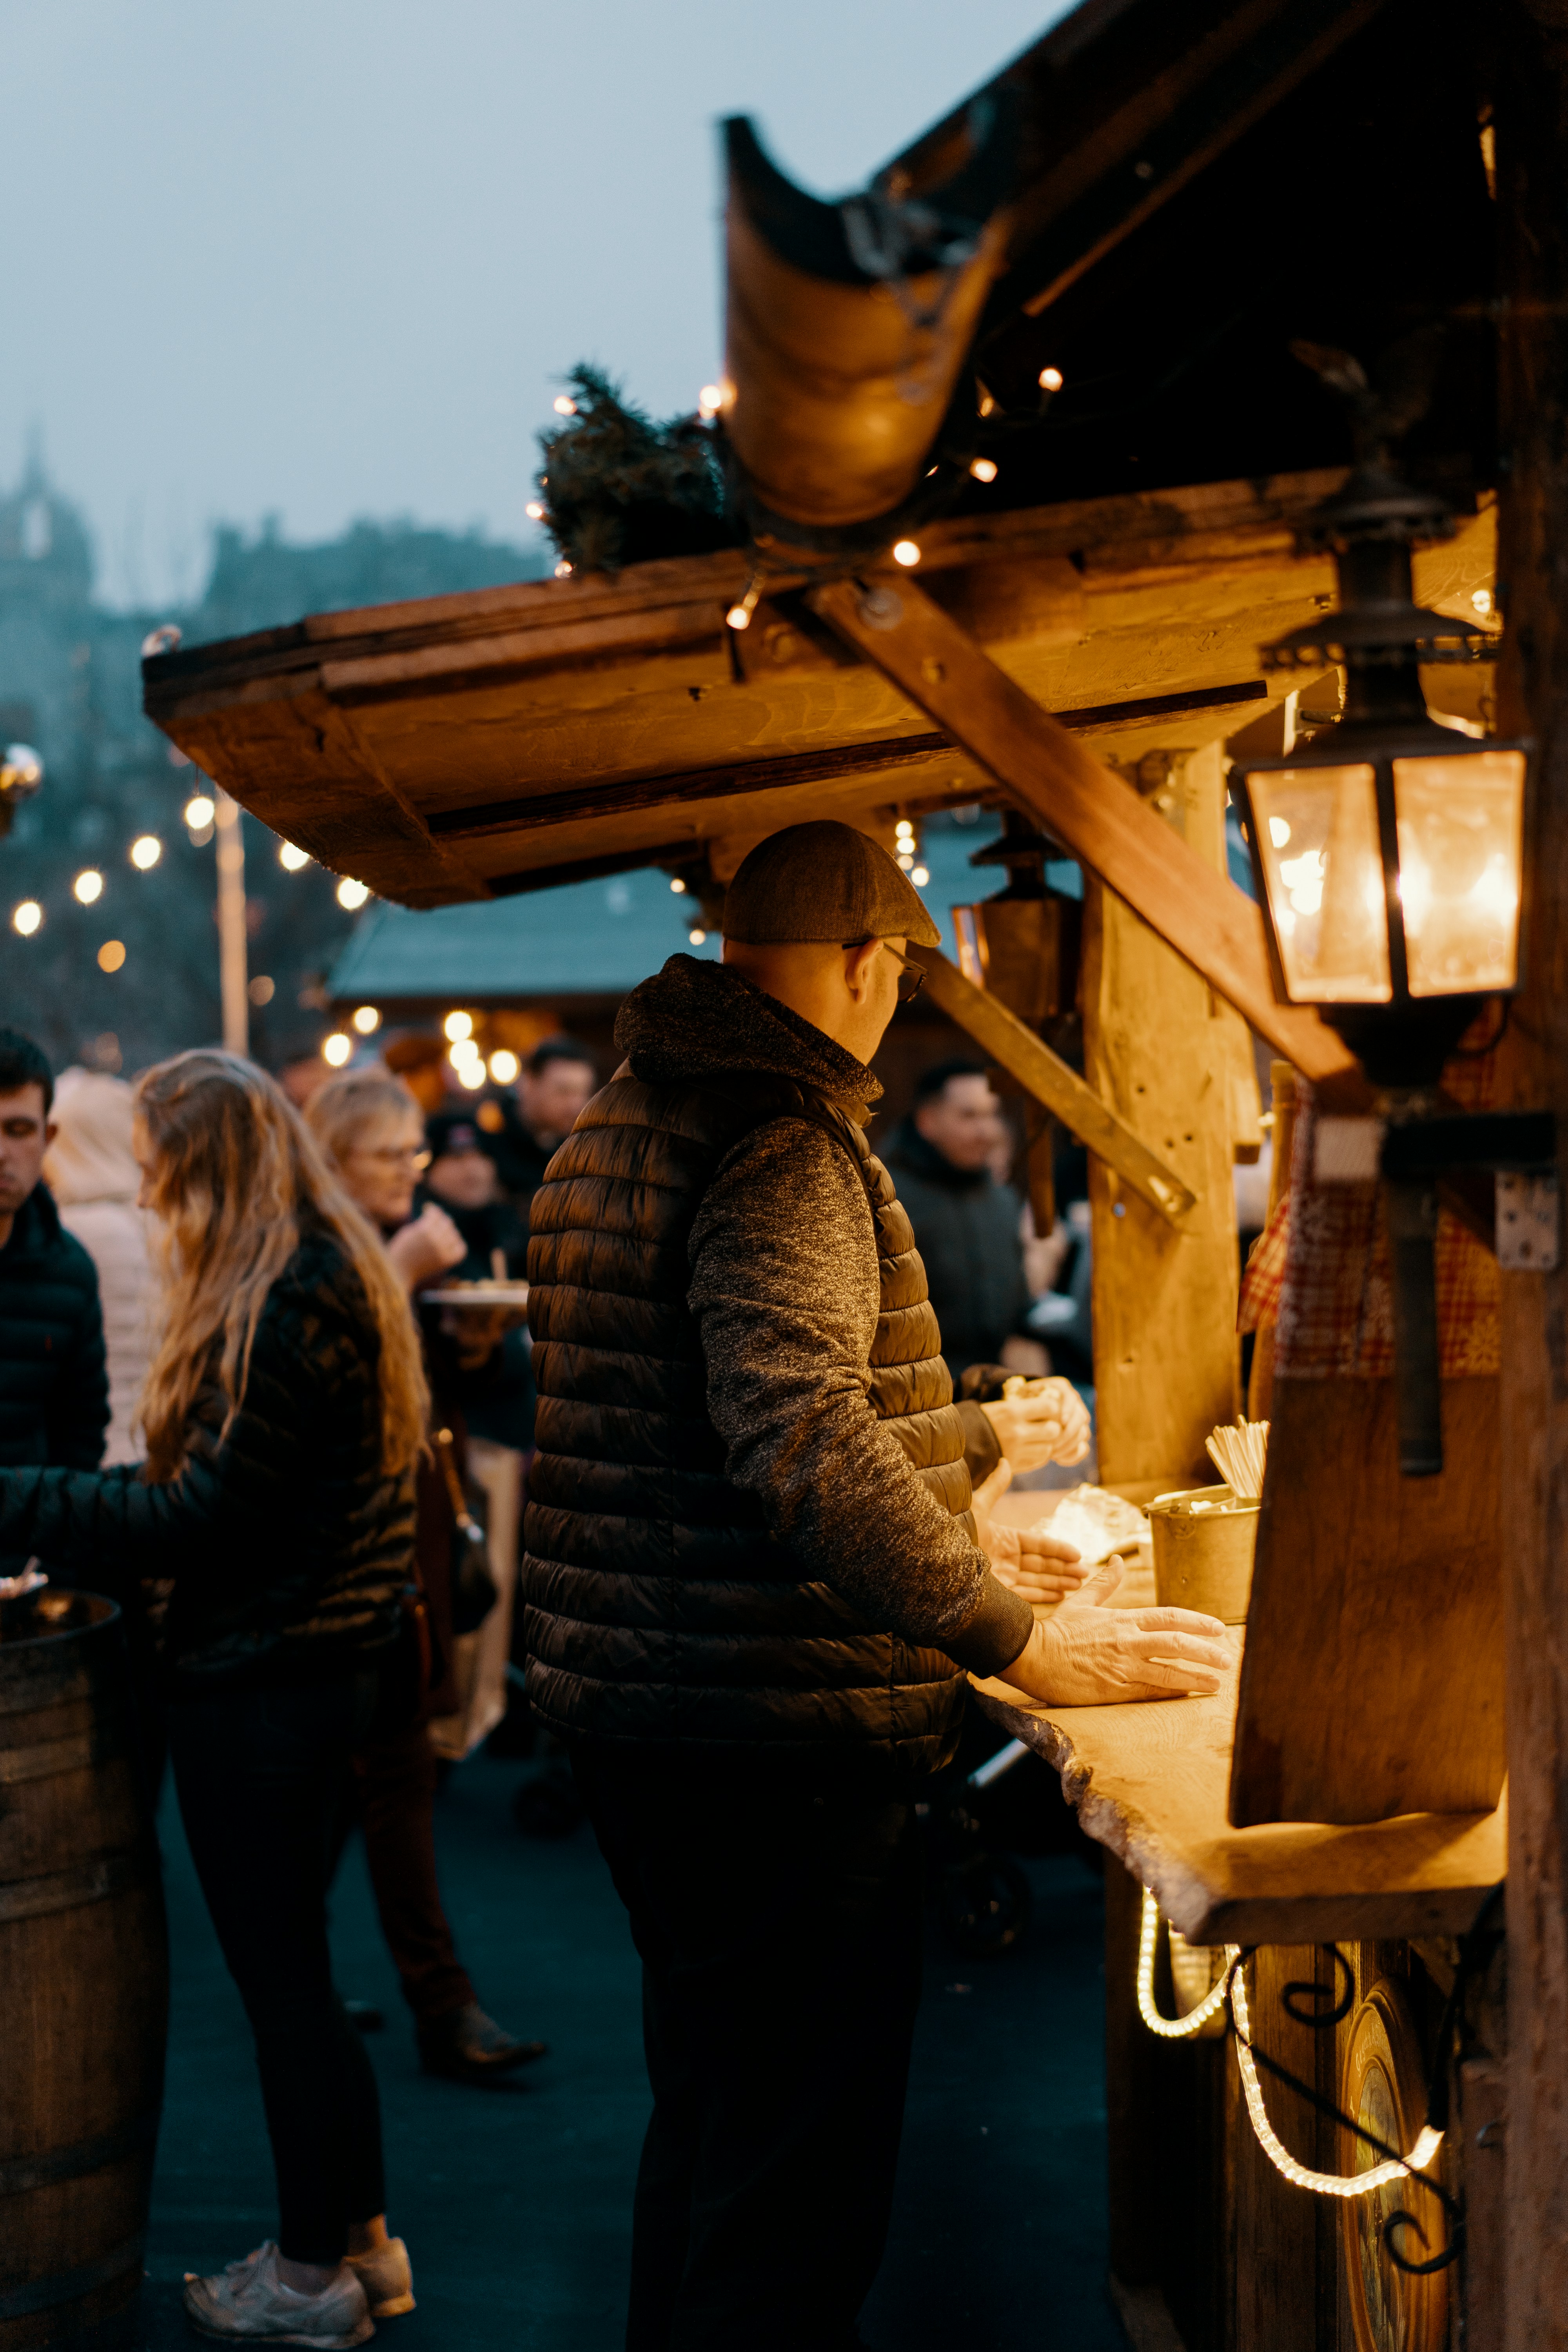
left=522, top=820, right=1225, bottom=2352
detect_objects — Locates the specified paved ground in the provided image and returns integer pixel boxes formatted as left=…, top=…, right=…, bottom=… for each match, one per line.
left=132, top=1745, right=1125, bottom=2352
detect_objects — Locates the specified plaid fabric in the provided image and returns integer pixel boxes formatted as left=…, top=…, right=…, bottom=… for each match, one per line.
left=1238, top=1053, right=1499, bottom=1378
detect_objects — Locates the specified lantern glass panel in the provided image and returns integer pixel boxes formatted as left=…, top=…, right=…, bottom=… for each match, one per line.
left=1392, top=749, right=1526, bottom=997
left=1245, top=763, right=1391, bottom=1002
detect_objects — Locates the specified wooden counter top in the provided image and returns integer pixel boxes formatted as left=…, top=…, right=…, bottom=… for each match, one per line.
left=975, top=1489, right=1504, bottom=1945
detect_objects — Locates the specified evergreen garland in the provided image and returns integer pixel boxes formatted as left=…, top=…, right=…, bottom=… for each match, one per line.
left=534, top=365, right=737, bottom=577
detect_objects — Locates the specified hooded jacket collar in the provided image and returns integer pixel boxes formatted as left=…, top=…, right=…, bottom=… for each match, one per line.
left=0, top=1183, right=64, bottom=1263
left=886, top=1117, right=989, bottom=1192
left=616, top=955, right=882, bottom=1109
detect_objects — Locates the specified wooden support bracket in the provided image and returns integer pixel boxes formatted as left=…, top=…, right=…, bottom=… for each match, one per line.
left=909, top=944, right=1196, bottom=1224
left=808, top=574, right=1370, bottom=1111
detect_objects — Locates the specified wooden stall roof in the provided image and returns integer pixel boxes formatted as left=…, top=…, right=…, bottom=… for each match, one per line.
left=142, top=475, right=1495, bottom=911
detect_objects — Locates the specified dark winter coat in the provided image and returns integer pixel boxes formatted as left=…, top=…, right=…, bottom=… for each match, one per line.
left=0, top=1184, right=109, bottom=1471
left=882, top=1121, right=1033, bottom=1382
left=523, top=955, right=1033, bottom=1788
left=0, top=1227, right=414, bottom=1692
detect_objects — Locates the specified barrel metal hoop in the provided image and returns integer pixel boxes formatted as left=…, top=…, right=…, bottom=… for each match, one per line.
left=0, top=1726, right=125, bottom=1786
left=0, top=2228, right=145, bottom=2319
left=0, top=2108, right=159, bottom=2197
left=0, top=1849, right=151, bottom=1923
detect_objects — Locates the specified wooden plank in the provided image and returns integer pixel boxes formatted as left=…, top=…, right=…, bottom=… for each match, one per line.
left=1082, top=740, right=1243, bottom=1484
left=907, top=946, right=1196, bottom=1222
left=970, top=1651, right=1506, bottom=1947
left=1230, top=1373, right=1504, bottom=1826
left=807, top=573, right=1367, bottom=1105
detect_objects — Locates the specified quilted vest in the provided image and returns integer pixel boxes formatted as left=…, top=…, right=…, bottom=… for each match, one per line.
left=522, top=1070, right=974, bottom=1785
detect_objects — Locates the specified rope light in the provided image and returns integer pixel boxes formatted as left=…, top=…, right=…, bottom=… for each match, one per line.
left=1138, top=1889, right=1443, bottom=2196
left=1136, top=1888, right=1235, bottom=2038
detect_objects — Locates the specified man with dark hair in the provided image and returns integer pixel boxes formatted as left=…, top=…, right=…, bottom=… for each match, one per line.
left=0, top=1029, right=109, bottom=1520
left=522, top=822, right=1226, bottom=2351
left=884, top=1054, right=1037, bottom=1383
left=487, top=1035, right=599, bottom=1230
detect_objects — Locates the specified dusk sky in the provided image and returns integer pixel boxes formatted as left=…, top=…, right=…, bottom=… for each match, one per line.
left=6, top=1, right=1066, bottom=608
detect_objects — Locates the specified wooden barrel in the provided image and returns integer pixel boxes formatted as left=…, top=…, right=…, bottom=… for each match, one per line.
left=0, top=1590, right=167, bottom=2349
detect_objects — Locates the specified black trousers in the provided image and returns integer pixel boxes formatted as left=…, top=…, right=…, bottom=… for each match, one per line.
left=167, top=1676, right=387, bottom=2265
left=575, top=1754, right=924, bottom=2352
left=350, top=1716, right=475, bottom=2023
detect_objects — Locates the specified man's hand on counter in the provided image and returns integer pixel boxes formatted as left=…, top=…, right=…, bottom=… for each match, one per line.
left=980, top=1378, right=1091, bottom=1473
left=995, top=1557, right=1229, bottom=1706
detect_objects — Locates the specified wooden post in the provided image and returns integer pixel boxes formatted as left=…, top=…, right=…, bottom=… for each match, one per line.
left=1083, top=744, right=1242, bottom=1485
left=213, top=788, right=249, bottom=1058
left=1496, top=13, right=1568, bottom=2342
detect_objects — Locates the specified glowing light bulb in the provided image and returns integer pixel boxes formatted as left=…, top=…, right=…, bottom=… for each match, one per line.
left=323, top=1033, right=352, bottom=1068
left=73, top=869, right=103, bottom=905
left=554, top=559, right=573, bottom=579
left=898, top=855, right=915, bottom=872
left=130, top=835, right=162, bottom=870
left=1136, top=1891, right=1234, bottom=2040
left=1472, top=588, right=1494, bottom=615
left=12, top=900, right=41, bottom=937
left=698, top=384, right=724, bottom=415
left=279, top=841, right=310, bottom=871
left=895, top=820, right=915, bottom=840
left=688, top=927, right=707, bottom=946
left=1039, top=367, right=1064, bottom=392
left=444, top=1011, right=474, bottom=1042
left=1268, top=817, right=1292, bottom=848
left=97, top=939, right=126, bottom=973
left=969, top=458, right=998, bottom=483
left=553, top=395, right=577, bottom=416
left=911, top=866, right=929, bottom=887
left=1230, top=1956, right=1443, bottom=2196
left=526, top=501, right=546, bottom=521
left=336, top=877, right=370, bottom=911
left=670, top=877, right=687, bottom=894
left=892, top=540, right=921, bottom=568
left=184, top=795, right=215, bottom=829
left=352, top=1005, right=381, bottom=1035
left=488, top=1049, right=520, bottom=1084
left=726, top=603, right=752, bottom=630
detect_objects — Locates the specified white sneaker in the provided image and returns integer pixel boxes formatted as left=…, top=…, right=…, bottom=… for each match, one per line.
left=345, top=2238, right=415, bottom=2318
left=182, top=2241, right=374, bottom=2345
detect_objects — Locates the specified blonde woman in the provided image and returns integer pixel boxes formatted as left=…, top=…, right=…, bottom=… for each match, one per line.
left=0, top=1051, right=425, bottom=2348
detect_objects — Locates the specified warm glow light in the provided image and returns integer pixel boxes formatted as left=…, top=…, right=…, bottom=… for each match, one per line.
left=11, top=901, right=41, bottom=937
left=1246, top=763, right=1391, bottom=1003
left=73, top=869, right=103, bottom=905
left=726, top=604, right=752, bottom=630
left=448, top=1039, right=482, bottom=1070
left=911, top=865, right=930, bottom=887
left=336, top=878, right=370, bottom=911
left=552, top=395, right=577, bottom=416
left=279, top=841, right=310, bottom=871
left=184, top=795, right=215, bottom=829
left=688, top=927, right=707, bottom=946
left=554, top=559, right=573, bottom=579
left=1472, top=588, right=1493, bottom=615
left=525, top=501, right=546, bottom=521
left=898, top=854, right=915, bottom=873
left=352, top=1005, right=381, bottom=1035
left=892, top=540, right=921, bottom=568
left=698, top=383, right=724, bottom=415
left=323, top=1033, right=352, bottom=1067
left=969, top=457, right=998, bottom=483
left=1038, top=367, right=1064, bottom=392
left=443, top=1011, right=474, bottom=1042
left=1394, top=749, right=1528, bottom=996
left=96, top=939, right=125, bottom=973
left=895, top=819, right=915, bottom=839
left=130, top=835, right=162, bottom=869
left=1268, top=817, right=1291, bottom=848
left=1136, top=1891, right=1233, bottom=2040
left=249, top=976, right=275, bottom=1006
left=670, top=877, right=687, bottom=893
left=488, top=1049, right=520, bottom=1085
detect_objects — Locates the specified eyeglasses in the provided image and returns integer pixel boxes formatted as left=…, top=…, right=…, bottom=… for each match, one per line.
left=352, top=1145, right=431, bottom=1170
left=846, top=940, right=926, bottom=1003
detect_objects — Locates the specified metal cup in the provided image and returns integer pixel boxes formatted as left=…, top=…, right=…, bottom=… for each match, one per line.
left=1149, top=1485, right=1258, bottom=1624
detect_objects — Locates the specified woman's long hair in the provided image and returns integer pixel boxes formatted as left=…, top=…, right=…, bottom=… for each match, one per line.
left=135, top=1051, right=428, bottom=1484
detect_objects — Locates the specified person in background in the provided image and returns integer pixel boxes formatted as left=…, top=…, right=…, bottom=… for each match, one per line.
left=487, top=1036, right=598, bottom=1229
left=420, top=1105, right=534, bottom=1463
left=884, top=1057, right=1036, bottom=1381
left=269, top=1027, right=333, bottom=1114
left=0, top=1032, right=108, bottom=1542
left=44, top=1067, right=156, bottom=1466
left=307, top=1069, right=544, bottom=2085
left=423, top=1109, right=527, bottom=1279
left=0, top=1050, right=420, bottom=2345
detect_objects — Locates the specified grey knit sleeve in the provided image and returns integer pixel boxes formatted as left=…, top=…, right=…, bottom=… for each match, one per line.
left=687, top=1118, right=1033, bottom=1674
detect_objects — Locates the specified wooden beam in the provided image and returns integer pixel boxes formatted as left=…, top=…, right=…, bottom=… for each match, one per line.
left=908, top=946, right=1196, bottom=1223
left=809, top=573, right=1368, bottom=1107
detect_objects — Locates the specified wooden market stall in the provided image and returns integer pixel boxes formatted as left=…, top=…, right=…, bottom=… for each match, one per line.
left=140, top=4, right=1568, bottom=2347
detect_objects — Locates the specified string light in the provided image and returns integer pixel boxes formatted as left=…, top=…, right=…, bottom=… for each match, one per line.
left=554, top=559, right=574, bottom=579
left=1230, top=1959, right=1443, bottom=2196
left=1039, top=367, right=1064, bottom=392
left=892, top=540, right=921, bottom=568
left=11, top=901, right=41, bottom=937
left=443, top=1011, right=474, bottom=1041
left=688, top=927, right=708, bottom=946
left=249, top=976, right=275, bottom=1005
left=352, top=1006, right=381, bottom=1035
left=1136, top=1889, right=1235, bottom=2039
left=969, top=458, right=998, bottom=483
left=526, top=501, right=547, bottom=521
left=184, top=795, right=216, bottom=830
left=670, top=877, right=687, bottom=893
left=336, top=878, right=370, bottom=911
left=488, top=1049, right=520, bottom=1084
left=322, top=1033, right=352, bottom=1068
left=698, top=383, right=726, bottom=416
left=911, top=865, right=929, bottom=886
left=96, top=940, right=125, bottom=973
left=726, top=582, right=761, bottom=631
left=73, top=870, right=103, bottom=905
left=552, top=395, right=577, bottom=416
left=130, top=835, right=162, bottom=870
left=279, top=841, right=310, bottom=871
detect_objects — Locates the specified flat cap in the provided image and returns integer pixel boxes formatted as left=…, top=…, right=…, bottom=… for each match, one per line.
left=722, top=821, right=942, bottom=948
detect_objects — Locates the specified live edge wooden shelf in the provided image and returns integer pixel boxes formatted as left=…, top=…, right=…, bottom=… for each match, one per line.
left=969, top=1584, right=1504, bottom=1947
